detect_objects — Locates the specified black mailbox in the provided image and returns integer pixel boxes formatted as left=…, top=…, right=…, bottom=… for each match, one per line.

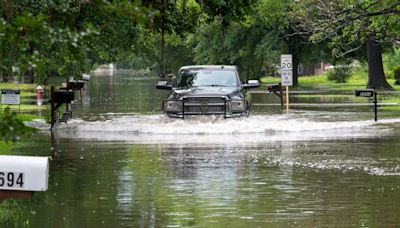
left=355, top=89, right=375, bottom=97
left=267, top=83, right=281, bottom=92
left=53, top=91, right=74, bottom=103
left=355, top=88, right=378, bottom=121
left=68, top=81, right=85, bottom=90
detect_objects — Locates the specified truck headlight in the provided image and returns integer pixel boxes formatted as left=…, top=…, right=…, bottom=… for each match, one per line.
left=230, top=100, right=246, bottom=111
left=164, top=100, right=182, bottom=112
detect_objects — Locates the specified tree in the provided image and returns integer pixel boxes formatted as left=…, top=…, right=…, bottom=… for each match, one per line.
left=192, top=15, right=273, bottom=81
left=293, top=0, right=400, bottom=89
left=191, top=0, right=276, bottom=81
left=0, top=0, right=151, bottom=84
left=0, top=1, right=100, bottom=84
left=257, top=0, right=332, bottom=86
left=197, top=0, right=257, bottom=27
left=140, top=0, right=201, bottom=76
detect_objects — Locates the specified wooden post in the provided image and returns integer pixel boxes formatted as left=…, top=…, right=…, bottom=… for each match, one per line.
left=279, top=83, right=284, bottom=108
left=286, top=86, right=289, bottom=112
left=0, top=190, right=33, bottom=202
left=374, top=90, right=378, bottom=122
left=51, top=86, right=55, bottom=129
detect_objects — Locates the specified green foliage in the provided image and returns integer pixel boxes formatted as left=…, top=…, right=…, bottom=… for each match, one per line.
left=384, top=48, right=400, bottom=79
left=294, top=0, right=400, bottom=57
left=0, top=0, right=153, bottom=84
left=0, top=107, right=35, bottom=142
left=326, top=65, right=353, bottom=83
left=199, top=0, right=258, bottom=26
left=191, top=13, right=280, bottom=80
left=393, top=65, right=400, bottom=85
left=292, top=0, right=397, bottom=89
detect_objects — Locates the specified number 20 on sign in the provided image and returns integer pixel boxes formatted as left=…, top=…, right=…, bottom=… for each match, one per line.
left=281, top=54, right=293, bottom=70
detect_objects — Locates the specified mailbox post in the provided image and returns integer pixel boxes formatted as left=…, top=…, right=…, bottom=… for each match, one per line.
left=267, top=83, right=284, bottom=108
left=355, top=89, right=378, bottom=121
left=50, top=86, right=75, bottom=128
left=0, top=155, right=49, bottom=202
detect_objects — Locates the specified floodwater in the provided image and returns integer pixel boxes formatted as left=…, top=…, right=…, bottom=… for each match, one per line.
left=2, top=70, right=400, bottom=227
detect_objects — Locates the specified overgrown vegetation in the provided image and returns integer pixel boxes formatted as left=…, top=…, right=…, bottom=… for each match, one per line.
left=393, top=65, right=400, bottom=85
left=327, top=65, right=353, bottom=83
left=0, top=107, right=35, bottom=142
left=0, top=0, right=398, bottom=88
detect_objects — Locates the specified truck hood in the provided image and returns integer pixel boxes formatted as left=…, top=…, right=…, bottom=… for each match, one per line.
left=171, top=86, right=241, bottom=99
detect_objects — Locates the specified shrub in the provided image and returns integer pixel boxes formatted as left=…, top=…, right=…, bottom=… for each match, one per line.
left=327, top=65, right=352, bottom=83
left=0, top=107, right=35, bottom=142
left=393, top=64, right=400, bottom=85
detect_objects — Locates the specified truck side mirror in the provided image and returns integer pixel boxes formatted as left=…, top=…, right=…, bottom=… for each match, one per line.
left=243, top=80, right=260, bottom=89
left=156, top=80, right=172, bottom=90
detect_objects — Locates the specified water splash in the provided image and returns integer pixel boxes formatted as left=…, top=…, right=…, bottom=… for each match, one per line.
left=43, top=114, right=400, bottom=144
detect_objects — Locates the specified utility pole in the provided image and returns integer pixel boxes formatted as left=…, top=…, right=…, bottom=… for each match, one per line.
left=160, top=0, right=166, bottom=78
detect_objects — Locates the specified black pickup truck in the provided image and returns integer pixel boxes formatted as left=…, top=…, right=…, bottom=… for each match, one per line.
left=156, top=65, right=260, bottom=118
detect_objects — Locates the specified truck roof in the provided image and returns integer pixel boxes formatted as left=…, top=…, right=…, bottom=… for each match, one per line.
left=179, top=65, right=237, bottom=70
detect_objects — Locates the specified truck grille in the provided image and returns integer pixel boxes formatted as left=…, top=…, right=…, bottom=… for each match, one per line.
left=183, top=97, right=226, bottom=115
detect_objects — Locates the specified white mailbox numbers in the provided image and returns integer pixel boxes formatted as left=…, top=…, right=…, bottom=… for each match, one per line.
left=0, top=155, right=49, bottom=191
left=0, top=172, right=24, bottom=188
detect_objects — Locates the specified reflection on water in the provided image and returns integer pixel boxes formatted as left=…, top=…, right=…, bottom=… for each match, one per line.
left=2, top=70, right=400, bottom=227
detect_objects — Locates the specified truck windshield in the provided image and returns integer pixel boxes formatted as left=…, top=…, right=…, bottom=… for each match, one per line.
left=174, top=69, right=238, bottom=88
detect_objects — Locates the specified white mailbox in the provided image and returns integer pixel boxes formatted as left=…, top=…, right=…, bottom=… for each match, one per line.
left=82, top=73, right=91, bottom=81
left=0, top=155, right=49, bottom=191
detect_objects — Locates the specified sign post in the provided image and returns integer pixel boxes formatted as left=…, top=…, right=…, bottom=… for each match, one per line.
left=281, top=54, right=293, bottom=112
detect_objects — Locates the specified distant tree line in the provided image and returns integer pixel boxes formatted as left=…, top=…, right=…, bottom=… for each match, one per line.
left=0, top=0, right=399, bottom=89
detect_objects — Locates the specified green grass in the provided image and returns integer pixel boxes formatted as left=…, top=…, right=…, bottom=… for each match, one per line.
left=0, top=82, right=36, bottom=91
left=260, top=67, right=400, bottom=91
left=0, top=140, right=15, bottom=154
left=0, top=83, right=37, bottom=98
left=16, top=113, right=43, bottom=122
left=1, top=104, right=47, bottom=111
left=0, top=119, right=39, bottom=155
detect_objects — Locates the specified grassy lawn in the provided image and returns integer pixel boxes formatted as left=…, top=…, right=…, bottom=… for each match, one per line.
left=260, top=68, right=400, bottom=91
left=0, top=140, right=15, bottom=154
left=259, top=68, right=400, bottom=114
left=0, top=82, right=36, bottom=91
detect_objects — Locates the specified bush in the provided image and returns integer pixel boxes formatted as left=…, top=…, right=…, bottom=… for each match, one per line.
left=0, top=107, right=35, bottom=142
left=393, top=64, right=400, bottom=85
left=327, top=65, right=352, bottom=83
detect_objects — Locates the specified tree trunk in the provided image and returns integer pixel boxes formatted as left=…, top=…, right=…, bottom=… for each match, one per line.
left=25, top=70, right=34, bottom=84
left=367, top=38, right=392, bottom=90
left=292, top=54, right=299, bottom=87
left=2, top=74, right=9, bottom=82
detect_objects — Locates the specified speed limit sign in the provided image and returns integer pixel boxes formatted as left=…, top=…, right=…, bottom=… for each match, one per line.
left=281, top=54, right=292, bottom=70
left=281, top=54, right=293, bottom=86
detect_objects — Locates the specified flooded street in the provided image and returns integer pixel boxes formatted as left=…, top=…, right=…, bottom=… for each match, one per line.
left=2, top=71, right=400, bottom=227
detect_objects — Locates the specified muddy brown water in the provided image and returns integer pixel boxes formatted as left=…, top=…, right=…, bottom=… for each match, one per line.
left=2, top=70, right=400, bottom=227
